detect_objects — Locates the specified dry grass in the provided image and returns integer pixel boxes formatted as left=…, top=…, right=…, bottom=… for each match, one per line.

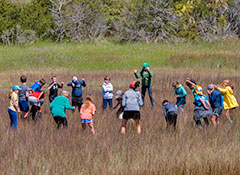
left=1, top=69, right=240, bottom=174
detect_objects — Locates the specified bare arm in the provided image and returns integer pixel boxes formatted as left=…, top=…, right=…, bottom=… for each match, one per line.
left=200, top=98, right=209, bottom=110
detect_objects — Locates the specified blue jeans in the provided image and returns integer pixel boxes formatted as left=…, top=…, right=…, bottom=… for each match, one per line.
left=103, top=99, right=113, bottom=109
left=8, top=108, right=17, bottom=130
left=141, top=86, right=154, bottom=107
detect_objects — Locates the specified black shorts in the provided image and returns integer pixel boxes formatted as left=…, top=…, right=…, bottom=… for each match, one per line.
left=213, top=107, right=223, bottom=117
left=72, top=96, right=83, bottom=107
left=123, top=111, right=140, bottom=120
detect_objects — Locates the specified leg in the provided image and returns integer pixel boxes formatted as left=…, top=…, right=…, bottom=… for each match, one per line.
left=225, top=109, right=233, bottom=124
left=203, top=117, right=209, bottom=126
left=108, top=99, right=113, bottom=110
left=62, top=118, right=68, bottom=129
left=148, top=86, right=154, bottom=107
left=37, top=106, right=42, bottom=120
left=31, top=105, right=37, bottom=120
left=121, top=119, right=128, bottom=134
left=195, top=120, right=203, bottom=129
left=54, top=117, right=61, bottom=129
left=88, top=122, right=95, bottom=135
left=211, top=115, right=217, bottom=127
left=141, top=86, right=147, bottom=106
left=103, top=99, right=108, bottom=109
left=180, top=104, right=185, bottom=112
left=134, top=119, right=141, bottom=134
left=173, top=114, right=177, bottom=130
left=8, top=109, right=14, bottom=128
left=82, top=123, right=87, bottom=131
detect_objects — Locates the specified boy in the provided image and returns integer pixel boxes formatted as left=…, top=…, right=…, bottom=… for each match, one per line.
left=162, top=100, right=178, bottom=130
left=48, top=76, right=64, bottom=103
left=18, top=75, right=30, bottom=119
left=113, top=90, right=124, bottom=119
left=67, top=76, right=86, bottom=112
left=172, top=81, right=187, bottom=112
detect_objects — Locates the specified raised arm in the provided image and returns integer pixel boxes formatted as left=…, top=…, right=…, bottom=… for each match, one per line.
left=81, top=79, right=86, bottom=87
left=215, top=86, right=227, bottom=94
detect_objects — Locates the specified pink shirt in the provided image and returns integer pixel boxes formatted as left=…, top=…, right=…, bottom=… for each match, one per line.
left=80, top=103, right=96, bottom=120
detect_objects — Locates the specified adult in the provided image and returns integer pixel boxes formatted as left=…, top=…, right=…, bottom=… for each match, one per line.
left=134, top=62, right=154, bottom=107
left=48, top=76, right=64, bottom=103
left=67, top=76, right=86, bottom=112
left=207, top=84, right=223, bottom=119
left=50, top=90, right=75, bottom=129
left=121, top=81, right=143, bottom=134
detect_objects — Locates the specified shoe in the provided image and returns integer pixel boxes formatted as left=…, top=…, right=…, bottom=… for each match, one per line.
left=229, top=120, right=233, bottom=124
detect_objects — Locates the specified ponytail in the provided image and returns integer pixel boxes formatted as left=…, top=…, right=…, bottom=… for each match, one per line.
left=9, top=89, right=13, bottom=99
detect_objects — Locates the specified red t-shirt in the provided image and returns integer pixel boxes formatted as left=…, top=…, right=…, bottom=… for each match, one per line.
left=80, top=103, right=96, bottom=120
left=30, top=91, right=42, bottom=98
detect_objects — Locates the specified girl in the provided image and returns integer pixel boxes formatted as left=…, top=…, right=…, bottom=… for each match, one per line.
left=8, top=85, right=21, bottom=130
left=28, top=89, right=45, bottom=120
left=172, top=81, right=187, bottom=112
left=102, top=76, right=113, bottom=110
left=80, top=96, right=96, bottom=135
left=215, top=80, right=239, bottom=124
left=193, top=86, right=218, bottom=128
left=121, top=81, right=143, bottom=134
left=113, top=90, right=124, bottom=119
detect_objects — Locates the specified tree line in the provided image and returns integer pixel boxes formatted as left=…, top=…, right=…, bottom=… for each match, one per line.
left=1, top=0, right=240, bottom=45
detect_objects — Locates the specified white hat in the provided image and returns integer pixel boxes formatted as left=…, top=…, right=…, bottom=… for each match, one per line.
left=115, top=90, right=123, bottom=99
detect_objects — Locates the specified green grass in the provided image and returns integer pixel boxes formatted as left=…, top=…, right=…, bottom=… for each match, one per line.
left=1, top=40, right=240, bottom=72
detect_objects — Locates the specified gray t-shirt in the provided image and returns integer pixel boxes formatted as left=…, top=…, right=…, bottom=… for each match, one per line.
left=19, top=84, right=29, bottom=101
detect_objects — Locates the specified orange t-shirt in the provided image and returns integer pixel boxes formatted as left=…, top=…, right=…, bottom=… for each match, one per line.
left=80, top=103, right=96, bottom=120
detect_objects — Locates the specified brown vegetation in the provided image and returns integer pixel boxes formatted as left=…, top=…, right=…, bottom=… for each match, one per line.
left=1, top=69, right=240, bottom=174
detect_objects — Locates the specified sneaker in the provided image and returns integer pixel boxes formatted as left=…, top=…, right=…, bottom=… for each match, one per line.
left=229, top=120, right=233, bottom=124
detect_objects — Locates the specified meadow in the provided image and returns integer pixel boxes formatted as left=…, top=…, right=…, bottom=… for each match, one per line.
left=1, top=40, right=240, bottom=174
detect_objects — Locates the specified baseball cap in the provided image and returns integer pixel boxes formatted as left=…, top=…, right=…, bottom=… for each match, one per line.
left=72, top=76, right=78, bottom=83
left=12, top=85, right=21, bottom=91
left=142, top=62, right=149, bottom=68
left=129, top=81, right=136, bottom=88
left=208, top=84, right=214, bottom=91
left=115, top=90, right=123, bottom=99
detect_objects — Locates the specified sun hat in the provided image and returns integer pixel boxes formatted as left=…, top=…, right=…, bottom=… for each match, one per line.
left=208, top=84, right=214, bottom=91
left=12, top=85, right=21, bottom=91
left=195, top=86, right=203, bottom=95
left=129, top=81, right=136, bottom=88
left=72, top=76, right=78, bottom=83
left=115, top=90, right=123, bottom=99
left=142, top=62, right=149, bottom=68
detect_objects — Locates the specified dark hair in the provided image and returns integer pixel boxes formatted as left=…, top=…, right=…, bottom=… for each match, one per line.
left=172, top=81, right=179, bottom=87
left=104, top=76, right=110, bottom=81
left=51, top=76, right=57, bottom=80
left=134, top=81, right=140, bottom=89
left=40, top=78, right=46, bottom=85
left=20, top=75, right=27, bottom=83
left=162, top=100, right=168, bottom=106
left=186, top=79, right=196, bottom=88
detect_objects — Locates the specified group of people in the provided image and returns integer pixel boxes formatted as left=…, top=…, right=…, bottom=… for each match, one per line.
left=7, top=62, right=239, bottom=134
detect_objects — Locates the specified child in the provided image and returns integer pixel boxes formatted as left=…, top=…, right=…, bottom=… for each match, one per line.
left=207, top=84, right=223, bottom=119
left=67, top=76, right=86, bottom=112
left=8, top=85, right=21, bottom=130
left=28, top=90, right=45, bottom=120
left=172, top=81, right=187, bottom=112
left=50, top=90, right=75, bottom=129
left=30, top=78, right=46, bottom=120
left=134, top=62, right=154, bottom=107
left=162, top=100, right=178, bottom=130
left=121, top=81, right=143, bottom=134
left=113, top=90, right=124, bottom=119
left=102, top=76, right=113, bottom=110
left=80, top=96, right=96, bottom=135
left=193, top=86, right=218, bottom=128
left=18, top=75, right=30, bottom=119
left=215, top=80, right=239, bottom=124
left=48, top=76, right=64, bottom=103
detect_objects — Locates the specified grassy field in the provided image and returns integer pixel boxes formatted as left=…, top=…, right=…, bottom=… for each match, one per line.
left=1, top=41, right=240, bottom=174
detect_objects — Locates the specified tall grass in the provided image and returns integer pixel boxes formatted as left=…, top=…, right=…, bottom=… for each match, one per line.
left=1, top=69, right=240, bottom=174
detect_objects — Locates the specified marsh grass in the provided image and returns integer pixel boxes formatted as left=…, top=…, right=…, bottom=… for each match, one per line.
left=1, top=69, right=240, bottom=174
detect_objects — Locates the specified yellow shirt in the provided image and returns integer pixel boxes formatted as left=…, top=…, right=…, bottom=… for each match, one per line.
left=217, top=86, right=239, bottom=109
left=9, top=92, right=19, bottom=112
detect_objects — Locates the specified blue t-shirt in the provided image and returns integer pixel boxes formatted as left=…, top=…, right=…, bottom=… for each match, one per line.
left=67, top=81, right=86, bottom=97
left=31, top=81, right=41, bottom=92
left=209, top=89, right=224, bottom=108
left=194, top=94, right=207, bottom=107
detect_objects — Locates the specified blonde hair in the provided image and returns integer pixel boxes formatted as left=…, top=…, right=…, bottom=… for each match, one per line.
left=61, top=90, right=69, bottom=97
left=84, top=96, right=93, bottom=110
left=221, top=80, right=235, bottom=89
